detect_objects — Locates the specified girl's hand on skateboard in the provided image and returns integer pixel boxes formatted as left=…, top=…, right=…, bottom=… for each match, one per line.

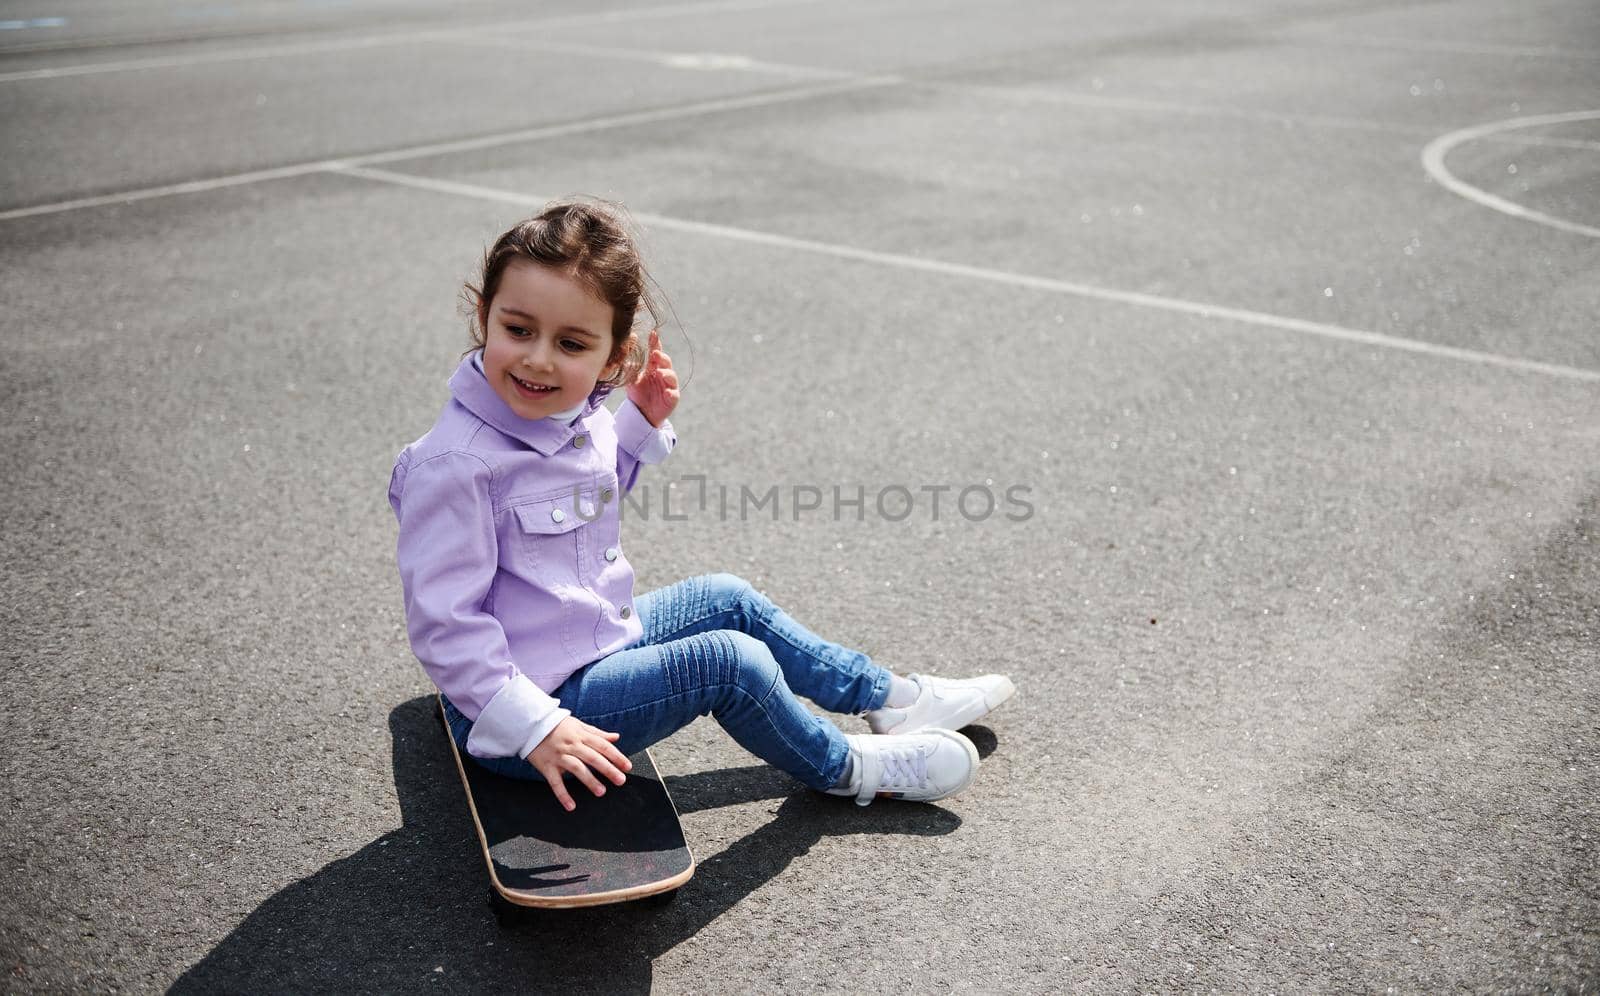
left=527, top=717, right=633, bottom=812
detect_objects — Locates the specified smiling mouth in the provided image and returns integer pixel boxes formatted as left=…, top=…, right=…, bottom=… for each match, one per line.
left=509, top=373, right=557, bottom=396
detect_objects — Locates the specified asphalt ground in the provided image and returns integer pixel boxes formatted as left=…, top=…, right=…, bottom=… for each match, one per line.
left=1, top=0, right=1597, bottom=991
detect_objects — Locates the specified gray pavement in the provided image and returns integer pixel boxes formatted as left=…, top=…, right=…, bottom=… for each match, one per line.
left=2, top=0, right=1597, bottom=991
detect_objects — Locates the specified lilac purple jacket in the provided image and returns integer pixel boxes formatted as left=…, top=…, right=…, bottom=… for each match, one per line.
left=388, top=352, right=676, bottom=761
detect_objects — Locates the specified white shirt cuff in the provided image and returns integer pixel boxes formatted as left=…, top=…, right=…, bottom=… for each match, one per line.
left=615, top=398, right=676, bottom=465
left=634, top=427, right=673, bottom=464
left=464, top=671, right=570, bottom=760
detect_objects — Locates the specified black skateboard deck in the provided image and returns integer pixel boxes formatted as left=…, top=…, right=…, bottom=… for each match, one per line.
left=438, top=695, right=694, bottom=917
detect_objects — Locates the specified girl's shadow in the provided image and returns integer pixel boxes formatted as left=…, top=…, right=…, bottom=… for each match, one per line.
left=169, top=696, right=966, bottom=994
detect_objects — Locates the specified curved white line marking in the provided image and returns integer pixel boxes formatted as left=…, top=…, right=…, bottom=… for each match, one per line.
left=1421, top=110, right=1600, bottom=239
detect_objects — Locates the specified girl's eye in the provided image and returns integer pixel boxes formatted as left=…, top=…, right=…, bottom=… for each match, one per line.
left=506, top=325, right=530, bottom=338
left=561, top=339, right=587, bottom=352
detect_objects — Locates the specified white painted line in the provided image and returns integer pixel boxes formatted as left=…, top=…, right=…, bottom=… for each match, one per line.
left=346, top=75, right=898, bottom=167
left=0, top=32, right=451, bottom=82
left=367, top=33, right=1600, bottom=151
left=445, top=33, right=858, bottom=81
left=0, top=159, right=351, bottom=221
left=1486, top=134, right=1600, bottom=152
left=1421, top=110, right=1600, bottom=240
left=920, top=80, right=1600, bottom=151
left=451, top=35, right=1600, bottom=150
left=548, top=0, right=825, bottom=25
left=922, top=82, right=1599, bottom=152
left=334, top=165, right=1600, bottom=385
left=430, top=36, right=1437, bottom=138
left=0, top=17, right=68, bottom=30
left=0, top=0, right=824, bottom=83
left=10, top=17, right=1584, bottom=161
left=332, top=165, right=550, bottom=206
left=1303, top=32, right=1600, bottom=61
left=0, top=75, right=895, bottom=221
left=915, top=80, right=1430, bottom=137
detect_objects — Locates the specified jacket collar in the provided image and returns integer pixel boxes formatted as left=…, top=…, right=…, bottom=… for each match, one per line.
left=448, top=351, right=612, bottom=456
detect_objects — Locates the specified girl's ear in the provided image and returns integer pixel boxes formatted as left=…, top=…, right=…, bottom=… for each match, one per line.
left=603, top=331, right=639, bottom=382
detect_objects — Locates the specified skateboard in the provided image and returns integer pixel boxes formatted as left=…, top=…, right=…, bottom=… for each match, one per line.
left=438, top=695, right=694, bottom=922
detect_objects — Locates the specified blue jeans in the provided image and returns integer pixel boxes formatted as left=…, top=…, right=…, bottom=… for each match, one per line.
left=441, top=573, right=891, bottom=790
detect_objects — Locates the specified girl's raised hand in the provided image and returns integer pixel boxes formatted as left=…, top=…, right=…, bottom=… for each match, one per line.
left=626, top=327, right=680, bottom=428
left=526, top=716, right=633, bottom=812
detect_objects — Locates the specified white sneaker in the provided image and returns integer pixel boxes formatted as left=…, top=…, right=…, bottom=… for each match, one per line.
left=865, top=673, right=1016, bottom=736
left=826, top=729, right=979, bottom=806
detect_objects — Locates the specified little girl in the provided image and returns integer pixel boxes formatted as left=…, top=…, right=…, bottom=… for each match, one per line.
left=388, top=200, right=1014, bottom=811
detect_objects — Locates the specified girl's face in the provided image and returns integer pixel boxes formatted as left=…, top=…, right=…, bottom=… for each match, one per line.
left=482, top=259, right=620, bottom=420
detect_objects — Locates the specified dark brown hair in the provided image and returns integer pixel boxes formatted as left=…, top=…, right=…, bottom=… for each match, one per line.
left=464, top=199, right=659, bottom=390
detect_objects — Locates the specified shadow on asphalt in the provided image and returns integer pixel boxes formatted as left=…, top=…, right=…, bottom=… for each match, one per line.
left=963, top=724, right=999, bottom=759
left=169, top=695, right=963, bottom=994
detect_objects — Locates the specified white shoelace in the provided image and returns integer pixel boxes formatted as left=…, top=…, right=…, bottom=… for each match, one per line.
left=878, top=748, right=930, bottom=789
left=856, top=743, right=931, bottom=804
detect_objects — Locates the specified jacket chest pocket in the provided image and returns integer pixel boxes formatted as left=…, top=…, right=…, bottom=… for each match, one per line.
left=510, top=479, right=616, bottom=582
left=512, top=496, right=587, bottom=580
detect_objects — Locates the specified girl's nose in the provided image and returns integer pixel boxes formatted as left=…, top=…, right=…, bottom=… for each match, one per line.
left=524, top=342, right=557, bottom=371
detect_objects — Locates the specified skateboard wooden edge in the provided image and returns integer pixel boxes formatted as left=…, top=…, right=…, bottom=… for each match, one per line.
left=436, top=693, right=697, bottom=910
left=499, top=859, right=694, bottom=909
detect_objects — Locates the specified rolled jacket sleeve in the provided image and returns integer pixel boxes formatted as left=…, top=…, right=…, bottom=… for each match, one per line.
left=466, top=674, right=569, bottom=761
left=613, top=398, right=676, bottom=493
left=391, top=451, right=568, bottom=758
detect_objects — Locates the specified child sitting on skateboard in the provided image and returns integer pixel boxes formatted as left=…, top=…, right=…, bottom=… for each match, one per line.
left=389, top=199, right=1014, bottom=811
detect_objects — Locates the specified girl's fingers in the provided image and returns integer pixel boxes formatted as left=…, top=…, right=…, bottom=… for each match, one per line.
left=585, top=728, right=631, bottom=769
left=563, top=756, right=607, bottom=798
left=574, top=724, right=632, bottom=774
left=542, top=767, right=577, bottom=812
left=595, top=737, right=633, bottom=773
left=577, top=746, right=628, bottom=786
